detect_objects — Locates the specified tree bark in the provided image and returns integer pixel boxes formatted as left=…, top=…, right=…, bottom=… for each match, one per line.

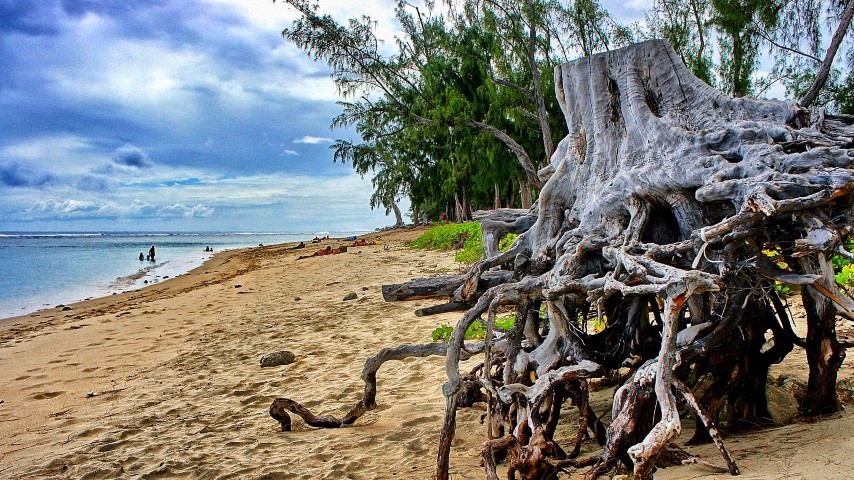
left=798, top=253, right=845, bottom=416
left=799, top=0, right=854, bottom=108
left=519, top=179, right=532, bottom=209
left=381, top=270, right=513, bottom=302
left=389, top=197, right=404, bottom=228
left=270, top=39, right=854, bottom=480
left=494, top=182, right=501, bottom=210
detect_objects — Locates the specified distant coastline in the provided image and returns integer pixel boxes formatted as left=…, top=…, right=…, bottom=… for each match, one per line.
left=0, top=231, right=370, bottom=320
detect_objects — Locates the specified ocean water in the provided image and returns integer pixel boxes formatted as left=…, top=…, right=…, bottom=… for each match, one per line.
left=0, top=231, right=367, bottom=320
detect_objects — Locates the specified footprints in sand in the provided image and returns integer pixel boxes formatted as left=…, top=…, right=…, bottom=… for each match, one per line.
left=30, top=391, right=64, bottom=400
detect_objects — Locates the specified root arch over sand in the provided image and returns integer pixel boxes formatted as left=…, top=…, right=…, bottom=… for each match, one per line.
left=270, top=40, right=854, bottom=479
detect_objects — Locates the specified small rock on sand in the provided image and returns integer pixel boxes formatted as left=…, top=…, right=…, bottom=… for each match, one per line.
left=766, top=383, right=799, bottom=425
left=62, top=306, right=73, bottom=311
left=260, top=350, right=296, bottom=368
left=343, top=292, right=358, bottom=301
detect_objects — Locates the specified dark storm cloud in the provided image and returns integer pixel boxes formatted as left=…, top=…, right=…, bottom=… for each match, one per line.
left=0, top=0, right=61, bottom=36
left=0, top=162, right=57, bottom=187
left=112, top=144, right=152, bottom=168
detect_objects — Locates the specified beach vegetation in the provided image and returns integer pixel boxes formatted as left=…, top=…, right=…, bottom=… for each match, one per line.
left=431, top=314, right=516, bottom=342
left=763, top=236, right=854, bottom=294
left=411, top=222, right=518, bottom=263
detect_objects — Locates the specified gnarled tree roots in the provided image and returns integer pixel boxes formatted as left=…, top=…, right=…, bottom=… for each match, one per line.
left=270, top=40, right=854, bottom=480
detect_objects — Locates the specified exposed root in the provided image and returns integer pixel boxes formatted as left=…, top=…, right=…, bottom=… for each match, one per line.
left=268, top=40, right=854, bottom=480
left=270, top=341, right=486, bottom=431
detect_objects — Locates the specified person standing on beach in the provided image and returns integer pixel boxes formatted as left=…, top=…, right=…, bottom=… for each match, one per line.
left=148, top=245, right=156, bottom=262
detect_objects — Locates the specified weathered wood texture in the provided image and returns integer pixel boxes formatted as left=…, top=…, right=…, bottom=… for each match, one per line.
left=272, top=40, right=854, bottom=480
left=440, top=38, right=854, bottom=479
left=381, top=270, right=513, bottom=301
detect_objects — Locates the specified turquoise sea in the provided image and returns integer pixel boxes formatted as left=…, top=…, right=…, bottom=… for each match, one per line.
left=0, top=231, right=367, bottom=319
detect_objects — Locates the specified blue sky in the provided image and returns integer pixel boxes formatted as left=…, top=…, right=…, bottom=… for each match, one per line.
left=0, top=0, right=656, bottom=233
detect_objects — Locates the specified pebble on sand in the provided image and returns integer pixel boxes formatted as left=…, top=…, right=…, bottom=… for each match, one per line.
left=260, top=350, right=296, bottom=368
left=343, top=292, right=358, bottom=301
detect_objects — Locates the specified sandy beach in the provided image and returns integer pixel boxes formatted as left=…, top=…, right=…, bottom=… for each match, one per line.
left=2, top=226, right=853, bottom=479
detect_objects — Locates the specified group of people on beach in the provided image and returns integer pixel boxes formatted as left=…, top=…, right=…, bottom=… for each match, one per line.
left=138, top=245, right=156, bottom=262
left=294, top=236, right=380, bottom=260
left=137, top=245, right=214, bottom=263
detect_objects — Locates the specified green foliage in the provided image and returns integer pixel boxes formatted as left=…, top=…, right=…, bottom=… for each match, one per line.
left=835, top=265, right=854, bottom=288
left=431, top=315, right=516, bottom=342
left=643, top=0, right=714, bottom=85
left=454, top=229, right=486, bottom=264
left=833, top=237, right=854, bottom=288
left=412, top=222, right=518, bottom=264
left=764, top=238, right=854, bottom=293
left=410, top=222, right=482, bottom=251
left=499, top=233, right=519, bottom=252
left=774, top=282, right=791, bottom=295
left=592, top=314, right=606, bottom=333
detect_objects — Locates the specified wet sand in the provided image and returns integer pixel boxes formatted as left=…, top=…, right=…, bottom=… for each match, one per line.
left=1, top=226, right=852, bottom=479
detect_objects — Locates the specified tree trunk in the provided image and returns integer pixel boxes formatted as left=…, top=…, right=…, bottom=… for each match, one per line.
left=798, top=253, right=845, bottom=416
left=519, top=179, right=532, bottom=209
left=800, top=0, right=854, bottom=108
left=494, top=182, right=501, bottom=210
left=454, top=192, right=464, bottom=222
left=270, top=40, right=854, bottom=480
left=525, top=0, right=555, bottom=164
left=462, top=192, right=472, bottom=221
left=389, top=197, right=405, bottom=228
left=506, top=179, right=516, bottom=208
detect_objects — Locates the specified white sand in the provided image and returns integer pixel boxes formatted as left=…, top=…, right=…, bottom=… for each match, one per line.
left=1, top=227, right=852, bottom=479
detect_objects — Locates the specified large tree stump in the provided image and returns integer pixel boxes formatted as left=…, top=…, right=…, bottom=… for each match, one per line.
left=270, top=40, right=854, bottom=480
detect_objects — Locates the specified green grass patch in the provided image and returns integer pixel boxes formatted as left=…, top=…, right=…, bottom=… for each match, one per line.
left=411, top=222, right=518, bottom=264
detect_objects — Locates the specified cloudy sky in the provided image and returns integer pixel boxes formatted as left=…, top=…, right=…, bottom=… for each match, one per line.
left=0, top=0, right=651, bottom=233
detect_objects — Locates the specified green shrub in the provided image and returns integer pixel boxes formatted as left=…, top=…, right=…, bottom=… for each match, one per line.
left=412, top=222, right=518, bottom=264
left=835, top=264, right=854, bottom=287
left=766, top=237, right=854, bottom=292
left=431, top=315, right=516, bottom=342
left=410, top=222, right=482, bottom=251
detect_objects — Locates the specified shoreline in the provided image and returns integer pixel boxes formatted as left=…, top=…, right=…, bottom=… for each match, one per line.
left=0, top=231, right=373, bottom=322
left=1, top=226, right=852, bottom=479
left=0, top=232, right=358, bottom=334
left=0, top=226, right=466, bottom=479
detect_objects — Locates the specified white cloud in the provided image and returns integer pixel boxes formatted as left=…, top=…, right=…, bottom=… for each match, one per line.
left=623, top=0, right=654, bottom=11
left=283, top=149, right=299, bottom=156
left=0, top=134, right=100, bottom=175
left=294, top=135, right=334, bottom=144
left=28, top=198, right=214, bottom=220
